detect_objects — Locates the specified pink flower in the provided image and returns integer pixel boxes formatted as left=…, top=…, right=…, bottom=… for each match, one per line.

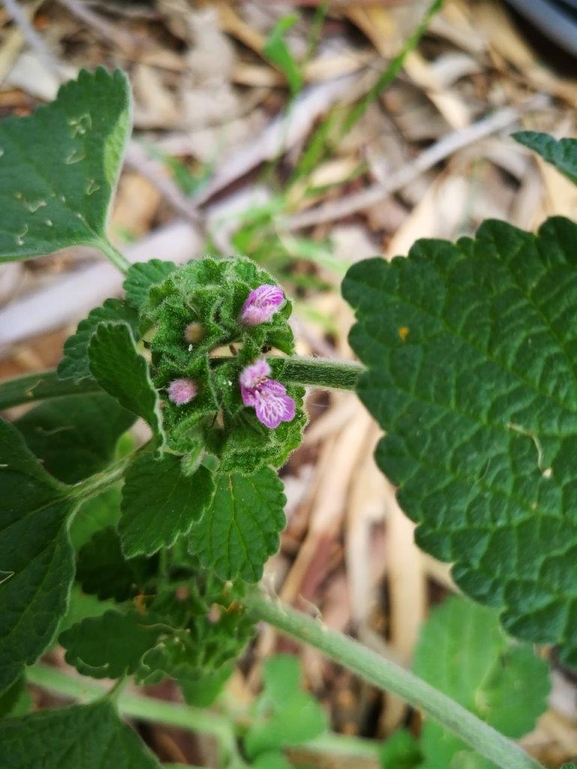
left=240, top=284, right=284, bottom=326
left=167, top=378, right=197, bottom=406
left=239, top=359, right=296, bottom=429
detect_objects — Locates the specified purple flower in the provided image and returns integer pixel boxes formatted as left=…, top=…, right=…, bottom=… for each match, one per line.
left=240, top=284, right=284, bottom=326
left=167, top=378, right=197, bottom=406
left=239, top=359, right=296, bottom=429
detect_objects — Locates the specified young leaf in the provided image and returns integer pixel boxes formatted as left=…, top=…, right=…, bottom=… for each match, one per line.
left=123, top=259, right=177, bottom=311
left=513, top=131, right=577, bottom=185
left=343, top=216, right=577, bottom=664
left=412, top=597, right=550, bottom=768
left=188, top=468, right=286, bottom=581
left=59, top=610, right=161, bottom=679
left=244, top=655, right=328, bottom=759
left=88, top=321, right=165, bottom=446
left=0, top=419, right=75, bottom=693
left=0, top=68, right=131, bottom=263
left=58, top=298, right=139, bottom=383
left=0, top=701, right=162, bottom=769
left=120, top=453, right=214, bottom=557
left=15, top=392, right=135, bottom=484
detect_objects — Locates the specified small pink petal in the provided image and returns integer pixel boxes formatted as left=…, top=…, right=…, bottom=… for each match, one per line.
left=167, top=378, right=197, bottom=406
left=240, top=284, right=284, bottom=325
left=254, top=384, right=295, bottom=429
left=239, top=359, right=271, bottom=390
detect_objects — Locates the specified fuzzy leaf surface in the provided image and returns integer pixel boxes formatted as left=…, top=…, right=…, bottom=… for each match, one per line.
left=59, top=610, right=160, bottom=679
left=188, top=468, right=286, bottom=581
left=0, top=419, right=75, bottom=693
left=123, top=259, right=177, bottom=311
left=0, top=701, right=162, bottom=769
left=343, top=216, right=577, bottom=664
left=0, top=68, right=130, bottom=263
left=120, top=453, right=213, bottom=557
left=412, top=597, right=550, bottom=768
left=58, top=298, right=139, bottom=383
left=513, top=131, right=577, bottom=185
left=88, top=321, right=165, bottom=445
left=15, top=392, right=135, bottom=484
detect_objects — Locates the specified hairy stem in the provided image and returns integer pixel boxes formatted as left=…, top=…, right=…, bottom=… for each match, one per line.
left=244, top=590, right=545, bottom=769
left=27, top=664, right=381, bottom=763
left=97, top=238, right=131, bottom=275
left=279, top=356, right=364, bottom=391
left=0, top=369, right=101, bottom=410
left=69, top=455, right=132, bottom=502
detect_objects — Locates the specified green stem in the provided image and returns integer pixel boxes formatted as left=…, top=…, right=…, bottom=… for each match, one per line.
left=69, top=455, right=132, bottom=502
left=27, top=664, right=381, bottom=763
left=97, top=238, right=131, bottom=275
left=279, top=356, right=364, bottom=391
left=0, top=370, right=102, bottom=410
left=26, top=664, right=236, bottom=756
left=244, top=591, right=545, bottom=769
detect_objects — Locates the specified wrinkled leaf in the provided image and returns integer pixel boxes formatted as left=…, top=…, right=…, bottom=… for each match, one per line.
left=15, top=392, right=135, bottom=484
left=123, top=259, right=177, bottom=311
left=88, top=322, right=165, bottom=446
left=189, top=468, right=286, bottom=581
left=513, top=131, right=577, bottom=185
left=343, top=216, right=577, bottom=663
left=0, top=701, right=162, bottom=769
left=60, top=610, right=161, bottom=679
left=0, top=419, right=75, bottom=693
left=58, top=298, right=139, bottom=383
left=120, top=452, right=213, bottom=557
left=0, top=68, right=130, bottom=263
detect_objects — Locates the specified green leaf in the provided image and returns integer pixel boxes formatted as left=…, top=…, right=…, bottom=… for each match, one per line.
left=0, top=419, right=75, bottom=693
left=244, top=655, right=328, bottom=759
left=0, top=676, right=31, bottom=718
left=58, top=298, right=139, bottom=383
left=0, top=701, right=162, bottom=769
left=123, top=259, right=177, bottom=311
left=380, top=729, right=422, bottom=769
left=88, top=321, right=165, bottom=446
left=69, top=487, right=122, bottom=551
left=76, top=526, right=156, bottom=601
left=120, top=452, right=213, bottom=557
left=262, top=15, right=303, bottom=96
left=188, top=468, right=286, bottom=581
left=60, top=609, right=161, bottom=679
left=0, top=68, right=131, bottom=263
left=343, top=216, right=577, bottom=664
left=412, top=597, right=550, bottom=768
left=251, top=753, right=293, bottom=769
left=513, top=131, right=577, bottom=185
left=15, top=392, right=135, bottom=484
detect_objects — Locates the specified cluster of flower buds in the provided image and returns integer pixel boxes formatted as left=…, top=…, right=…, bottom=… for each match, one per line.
left=167, top=284, right=296, bottom=429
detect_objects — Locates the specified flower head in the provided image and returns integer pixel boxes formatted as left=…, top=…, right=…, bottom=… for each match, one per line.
left=239, top=359, right=296, bottom=429
left=240, top=284, right=284, bottom=326
left=167, top=378, right=197, bottom=406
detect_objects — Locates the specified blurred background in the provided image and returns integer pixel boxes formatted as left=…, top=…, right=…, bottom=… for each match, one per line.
left=1, top=0, right=577, bottom=766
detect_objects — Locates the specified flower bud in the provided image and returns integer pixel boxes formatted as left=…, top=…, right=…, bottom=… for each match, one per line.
left=184, top=322, right=205, bottom=344
left=167, top=378, right=197, bottom=406
left=240, top=285, right=284, bottom=326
